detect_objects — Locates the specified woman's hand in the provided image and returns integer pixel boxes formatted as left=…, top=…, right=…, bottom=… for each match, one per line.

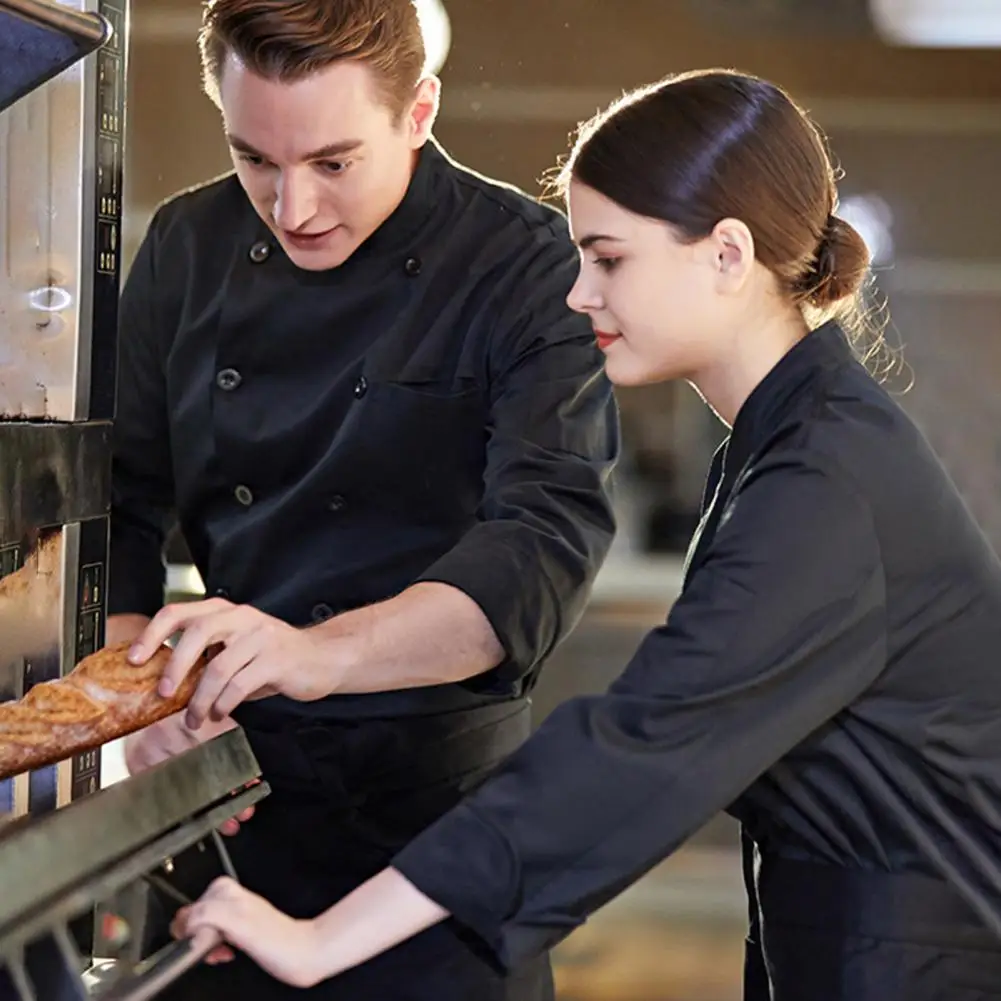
left=171, top=878, right=328, bottom=989
left=174, top=868, right=452, bottom=987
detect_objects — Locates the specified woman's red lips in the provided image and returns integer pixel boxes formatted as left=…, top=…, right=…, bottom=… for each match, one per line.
left=594, top=330, right=621, bottom=349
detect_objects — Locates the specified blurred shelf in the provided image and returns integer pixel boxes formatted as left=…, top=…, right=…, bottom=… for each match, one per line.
left=165, top=551, right=685, bottom=609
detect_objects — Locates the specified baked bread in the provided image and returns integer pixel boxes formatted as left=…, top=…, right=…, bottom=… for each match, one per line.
left=0, top=642, right=208, bottom=780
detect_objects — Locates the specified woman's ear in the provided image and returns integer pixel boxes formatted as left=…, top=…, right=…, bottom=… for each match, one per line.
left=708, top=217, right=756, bottom=294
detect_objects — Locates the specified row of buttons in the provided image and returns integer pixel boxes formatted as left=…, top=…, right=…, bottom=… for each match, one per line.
left=231, top=485, right=348, bottom=513
left=216, top=367, right=367, bottom=400
left=247, top=239, right=422, bottom=278
left=210, top=586, right=335, bottom=625
left=210, top=239, right=375, bottom=631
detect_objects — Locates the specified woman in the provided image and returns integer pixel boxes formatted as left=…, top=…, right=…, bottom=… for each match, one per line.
left=173, top=69, right=1001, bottom=999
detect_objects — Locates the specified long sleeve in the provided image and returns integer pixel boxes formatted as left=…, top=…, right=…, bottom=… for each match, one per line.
left=108, top=209, right=176, bottom=617
left=417, top=230, right=619, bottom=683
left=394, top=450, right=887, bottom=966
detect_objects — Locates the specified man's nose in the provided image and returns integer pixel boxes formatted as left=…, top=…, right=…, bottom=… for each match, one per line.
left=273, top=169, right=318, bottom=232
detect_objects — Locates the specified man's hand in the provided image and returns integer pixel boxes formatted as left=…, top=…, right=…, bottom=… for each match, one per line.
left=171, top=877, right=327, bottom=988
left=128, top=598, right=342, bottom=729
left=124, top=713, right=215, bottom=775
left=124, top=713, right=256, bottom=835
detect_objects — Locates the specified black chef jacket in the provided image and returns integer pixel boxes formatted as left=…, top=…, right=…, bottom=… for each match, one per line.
left=109, top=138, right=619, bottom=718
left=394, top=319, right=1001, bottom=967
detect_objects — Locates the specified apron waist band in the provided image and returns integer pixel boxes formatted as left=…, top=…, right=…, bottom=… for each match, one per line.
left=757, top=856, right=998, bottom=951
left=232, top=697, right=531, bottom=800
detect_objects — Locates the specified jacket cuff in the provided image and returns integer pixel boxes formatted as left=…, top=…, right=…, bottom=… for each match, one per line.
left=392, top=803, right=521, bottom=966
left=417, top=536, right=548, bottom=684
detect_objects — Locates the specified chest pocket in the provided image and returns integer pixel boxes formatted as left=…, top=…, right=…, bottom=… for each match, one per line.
left=351, top=380, right=488, bottom=526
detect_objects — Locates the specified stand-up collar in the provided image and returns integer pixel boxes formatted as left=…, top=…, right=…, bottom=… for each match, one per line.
left=728, top=320, right=855, bottom=465
left=352, top=136, right=448, bottom=260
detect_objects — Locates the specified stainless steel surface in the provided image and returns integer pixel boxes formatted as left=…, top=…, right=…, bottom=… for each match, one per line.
left=1, top=0, right=128, bottom=983
left=5, top=955, right=36, bottom=1001
left=1, top=0, right=108, bottom=45
left=17, top=779, right=266, bottom=952
left=97, top=930, right=222, bottom=1001
left=1, top=15, right=93, bottom=420
left=0, top=421, right=114, bottom=818
left=0, top=727, right=265, bottom=947
left=0, top=423, right=112, bottom=541
left=0, top=0, right=124, bottom=422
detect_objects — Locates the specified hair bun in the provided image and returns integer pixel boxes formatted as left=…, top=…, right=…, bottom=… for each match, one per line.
left=803, top=215, right=871, bottom=309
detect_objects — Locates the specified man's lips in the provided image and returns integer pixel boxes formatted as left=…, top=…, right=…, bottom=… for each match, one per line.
left=281, top=226, right=339, bottom=247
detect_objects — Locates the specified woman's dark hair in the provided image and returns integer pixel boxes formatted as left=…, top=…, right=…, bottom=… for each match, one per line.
left=555, top=69, right=883, bottom=349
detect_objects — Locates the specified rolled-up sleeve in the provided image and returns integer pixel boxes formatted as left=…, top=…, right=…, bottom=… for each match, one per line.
left=108, top=210, right=176, bottom=618
left=417, top=228, right=620, bottom=683
left=396, top=452, right=887, bottom=966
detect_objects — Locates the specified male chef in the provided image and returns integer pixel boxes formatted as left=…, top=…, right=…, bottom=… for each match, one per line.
left=107, top=0, right=618, bottom=998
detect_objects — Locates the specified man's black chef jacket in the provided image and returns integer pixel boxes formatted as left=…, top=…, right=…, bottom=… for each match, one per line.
left=109, top=139, right=619, bottom=718
left=394, top=320, right=1001, bottom=965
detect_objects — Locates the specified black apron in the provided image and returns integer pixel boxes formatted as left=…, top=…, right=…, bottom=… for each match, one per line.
left=149, top=699, right=554, bottom=1001
left=745, top=852, right=1001, bottom=1001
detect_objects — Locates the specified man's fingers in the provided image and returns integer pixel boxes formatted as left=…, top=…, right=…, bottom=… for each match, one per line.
left=129, top=600, right=230, bottom=665
left=184, top=630, right=262, bottom=728
left=212, top=660, right=277, bottom=721
left=163, top=609, right=249, bottom=701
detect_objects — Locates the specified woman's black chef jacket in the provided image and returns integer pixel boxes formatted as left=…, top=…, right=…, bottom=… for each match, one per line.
left=108, top=139, right=619, bottom=719
left=394, top=321, right=1001, bottom=997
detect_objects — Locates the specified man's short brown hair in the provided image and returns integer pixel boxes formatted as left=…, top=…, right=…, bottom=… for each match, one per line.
left=199, top=0, right=427, bottom=121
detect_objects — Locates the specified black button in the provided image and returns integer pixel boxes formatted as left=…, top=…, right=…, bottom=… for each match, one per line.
left=216, top=368, right=242, bottom=391
left=311, top=603, right=334, bottom=623
left=328, top=495, right=347, bottom=513
left=213, top=587, right=231, bottom=600
left=404, top=256, right=422, bottom=277
left=234, top=484, right=254, bottom=506
left=249, top=241, right=271, bottom=264
left=353, top=376, right=368, bottom=399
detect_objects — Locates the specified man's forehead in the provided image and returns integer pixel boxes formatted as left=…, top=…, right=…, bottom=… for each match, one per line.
left=219, top=50, right=388, bottom=117
left=219, top=56, right=402, bottom=164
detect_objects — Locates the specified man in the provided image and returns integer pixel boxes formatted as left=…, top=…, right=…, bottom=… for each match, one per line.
left=108, top=0, right=618, bottom=998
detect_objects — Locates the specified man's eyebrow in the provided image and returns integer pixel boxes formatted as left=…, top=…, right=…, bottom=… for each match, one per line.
left=225, top=135, right=364, bottom=160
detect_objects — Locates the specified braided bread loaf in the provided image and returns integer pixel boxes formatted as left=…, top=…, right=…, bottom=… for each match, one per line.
left=0, top=642, right=208, bottom=781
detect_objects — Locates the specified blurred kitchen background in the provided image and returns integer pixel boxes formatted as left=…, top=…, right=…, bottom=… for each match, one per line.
left=116, top=2, right=1001, bottom=997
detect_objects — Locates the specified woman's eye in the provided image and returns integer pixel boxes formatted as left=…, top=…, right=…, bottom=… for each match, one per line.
left=594, top=257, right=621, bottom=272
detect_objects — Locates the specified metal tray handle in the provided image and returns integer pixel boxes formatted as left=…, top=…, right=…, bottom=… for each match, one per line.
left=0, top=0, right=109, bottom=45
left=96, top=929, right=222, bottom=1001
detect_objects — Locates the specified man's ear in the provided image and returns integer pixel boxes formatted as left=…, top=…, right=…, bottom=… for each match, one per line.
left=407, top=76, right=440, bottom=146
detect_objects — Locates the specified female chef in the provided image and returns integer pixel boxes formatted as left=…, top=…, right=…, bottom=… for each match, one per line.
left=173, top=68, right=1001, bottom=1000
